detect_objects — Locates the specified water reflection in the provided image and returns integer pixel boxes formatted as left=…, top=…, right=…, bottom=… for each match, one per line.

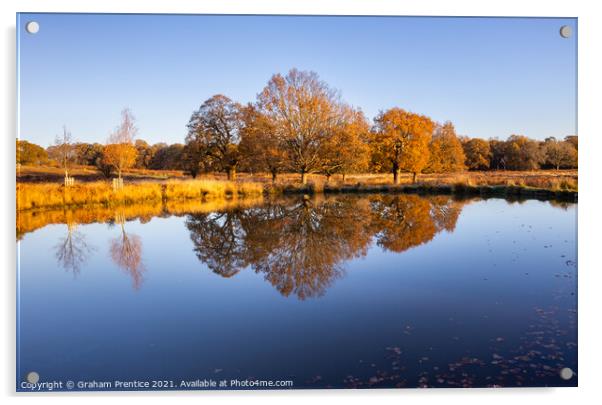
left=186, top=210, right=248, bottom=278
left=54, top=221, right=95, bottom=277
left=17, top=195, right=578, bottom=388
left=16, top=197, right=265, bottom=239
left=250, top=196, right=372, bottom=299
left=371, top=195, right=462, bottom=252
left=109, top=213, right=145, bottom=290
left=18, top=194, right=570, bottom=297
left=185, top=194, right=466, bottom=299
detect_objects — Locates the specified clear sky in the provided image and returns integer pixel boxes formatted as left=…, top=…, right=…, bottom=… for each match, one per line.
left=17, top=13, right=577, bottom=147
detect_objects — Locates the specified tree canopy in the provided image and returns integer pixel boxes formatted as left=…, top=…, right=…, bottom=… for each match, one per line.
left=371, top=108, right=435, bottom=183
left=18, top=69, right=578, bottom=181
left=102, top=108, right=138, bottom=180
left=186, top=94, right=243, bottom=180
left=257, top=69, right=346, bottom=184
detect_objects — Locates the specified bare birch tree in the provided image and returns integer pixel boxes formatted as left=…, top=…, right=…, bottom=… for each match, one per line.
left=102, top=108, right=138, bottom=181
left=53, top=126, right=75, bottom=182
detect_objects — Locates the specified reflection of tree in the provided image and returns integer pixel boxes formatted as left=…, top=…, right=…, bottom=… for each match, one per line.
left=546, top=199, right=574, bottom=210
left=54, top=221, right=94, bottom=277
left=185, top=210, right=249, bottom=277
left=186, top=195, right=465, bottom=299
left=370, top=195, right=436, bottom=252
left=110, top=213, right=145, bottom=290
left=186, top=196, right=373, bottom=299
left=245, top=197, right=373, bottom=299
left=430, top=196, right=464, bottom=233
left=371, top=195, right=464, bottom=253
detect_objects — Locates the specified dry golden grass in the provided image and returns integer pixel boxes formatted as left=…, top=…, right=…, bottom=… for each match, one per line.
left=164, top=179, right=264, bottom=201
left=259, top=170, right=577, bottom=195
left=17, top=164, right=186, bottom=183
left=17, top=179, right=264, bottom=211
left=16, top=167, right=577, bottom=211
left=17, top=182, right=160, bottom=210
left=227, top=169, right=578, bottom=193
left=315, top=170, right=578, bottom=190
left=17, top=165, right=577, bottom=190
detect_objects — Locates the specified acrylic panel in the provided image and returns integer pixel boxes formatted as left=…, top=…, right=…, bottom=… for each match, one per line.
left=16, top=13, right=578, bottom=391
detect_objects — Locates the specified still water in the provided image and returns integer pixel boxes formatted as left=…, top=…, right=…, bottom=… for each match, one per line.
left=17, top=194, right=577, bottom=390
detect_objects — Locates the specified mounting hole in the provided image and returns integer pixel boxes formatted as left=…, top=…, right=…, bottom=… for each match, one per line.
left=26, top=371, right=39, bottom=384
left=25, top=21, right=40, bottom=34
left=559, top=25, right=572, bottom=38
left=560, top=367, right=574, bottom=380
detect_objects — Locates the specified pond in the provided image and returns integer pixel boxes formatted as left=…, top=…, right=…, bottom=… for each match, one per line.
left=16, top=194, right=577, bottom=390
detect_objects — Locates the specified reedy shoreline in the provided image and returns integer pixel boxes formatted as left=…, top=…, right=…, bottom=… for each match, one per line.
left=16, top=175, right=577, bottom=212
left=16, top=180, right=264, bottom=211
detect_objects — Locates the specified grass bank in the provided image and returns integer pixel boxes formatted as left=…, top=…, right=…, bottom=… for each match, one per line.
left=17, top=179, right=264, bottom=211
left=268, top=181, right=577, bottom=201
left=16, top=171, right=578, bottom=211
left=17, top=164, right=186, bottom=183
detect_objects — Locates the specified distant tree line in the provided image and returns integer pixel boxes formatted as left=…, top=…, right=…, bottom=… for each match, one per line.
left=18, top=138, right=185, bottom=174
left=181, top=69, right=577, bottom=183
left=18, top=109, right=186, bottom=180
left=17, top=69, right=577, bottom=183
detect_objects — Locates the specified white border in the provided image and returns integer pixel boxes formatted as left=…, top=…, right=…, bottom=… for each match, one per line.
left=3, top=1, right=601, bottom=404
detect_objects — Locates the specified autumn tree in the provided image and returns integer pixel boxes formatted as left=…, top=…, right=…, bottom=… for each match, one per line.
left=150, top=143, right=184, bottom=170
left=564, top=135, right=578, bottom=151
left=16, top=140, right=48, bottom=165
left=102, top=108, right=138, bottom=180
left=319, top=106, right=371, bottom=183
left=134, top=139, right=154, bottom=169
left=96, top=158, right=114, bottom=178
left=239, top=104, right=287, bottom=182
left=73, top=142, right=104, bottom=166
left=371, top=108, right=434, bottom=184
left=488, top=138, right=507, bottom=170
left=181, top=141, right=207, bottom=178
left=257, top=69, right=344, bottom=184
left=564, top=135, right=578, bottom=168
left=186, top=95, right=243, bottom=180
left=426, top=121, right=466, bottom=173
left=463, top=138, right=491, bottom=170
left=503, top=135, right=543, bottom=170
left=543, top=137, right=577, bottom=170
left=75, top=142, right=112, bottom=177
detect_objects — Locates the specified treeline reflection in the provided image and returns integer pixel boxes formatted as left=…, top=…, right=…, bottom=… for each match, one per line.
left=28, top=195, right=570, bottom=298
left=185, top=195, right=464, bottom=299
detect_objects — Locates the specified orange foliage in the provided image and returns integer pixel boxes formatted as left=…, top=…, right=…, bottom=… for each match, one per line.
left=427, top=121, right=466, bottom=173
left=372, top=108, right=434, bottom=184
left=101, top=143, right=137, bottom=179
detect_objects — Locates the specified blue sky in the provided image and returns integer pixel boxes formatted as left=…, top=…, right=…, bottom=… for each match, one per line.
left=17, top=14, right=577, bottom=147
